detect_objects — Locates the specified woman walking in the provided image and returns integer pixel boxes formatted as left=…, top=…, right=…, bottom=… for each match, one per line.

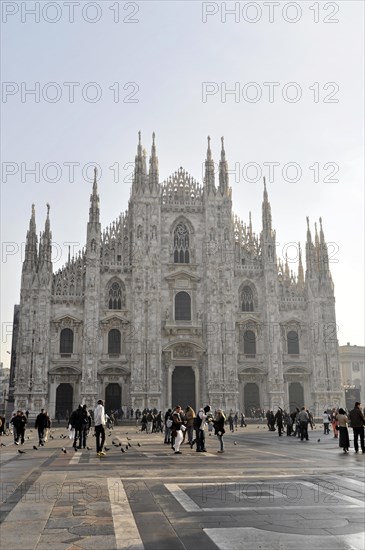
left=336, top=408, right=350, bottom=453
left=214, top=409, right=226, bottom=453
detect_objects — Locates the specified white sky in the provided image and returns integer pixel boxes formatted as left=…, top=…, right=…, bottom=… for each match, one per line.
left=1, top=0, right=364, bottom=368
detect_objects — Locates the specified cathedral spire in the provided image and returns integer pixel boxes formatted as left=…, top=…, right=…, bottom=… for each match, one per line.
left=204, top=136, right=215, bottom=195
left=23, top=203, right=38, bottom=272
left=39, top=203, right=52, bottom=269
left=297, top=242, right=304, bottom=286
left=133, top=131, right=146, bottom=193
left=319, top=216, right=329, bottom=277
left=149, top=132, right=159, bottom=192
left=218, top=136, right=229, bottom=196
left=305, top=216, right=315, bottom=278
left=262, top=177, right=272, bottom=236
left=89, top=167, right=100, bottom=225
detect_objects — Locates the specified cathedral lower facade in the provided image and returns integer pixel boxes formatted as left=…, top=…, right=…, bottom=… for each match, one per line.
left=12, top=133, right=342, bottom=418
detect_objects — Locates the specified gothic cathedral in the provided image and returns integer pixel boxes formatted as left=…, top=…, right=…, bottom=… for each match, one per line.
left=13, top=133, right=342, bottom=417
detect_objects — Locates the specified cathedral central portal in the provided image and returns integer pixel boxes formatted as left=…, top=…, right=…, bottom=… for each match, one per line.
left=171, top=366, right=196, bottom=410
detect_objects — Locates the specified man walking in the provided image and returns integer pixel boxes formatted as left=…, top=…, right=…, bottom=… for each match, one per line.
left=94, top=399, right=106, bottom=456
left=35, top=409, right=48, bottom=446
left=349, top=402, right=365, bottom=454
left=298, top=406, right=309, bottom=441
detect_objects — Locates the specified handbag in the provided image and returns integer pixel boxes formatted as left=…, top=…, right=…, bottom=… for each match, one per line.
left=181, top=425, right=186, bottom=432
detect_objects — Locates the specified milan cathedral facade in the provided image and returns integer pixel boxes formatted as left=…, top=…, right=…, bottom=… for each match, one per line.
left=13, top=133, right=342, bottom=418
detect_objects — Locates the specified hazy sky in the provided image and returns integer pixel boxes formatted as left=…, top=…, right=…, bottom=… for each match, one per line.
left=1, top=0, right=364, bottom=368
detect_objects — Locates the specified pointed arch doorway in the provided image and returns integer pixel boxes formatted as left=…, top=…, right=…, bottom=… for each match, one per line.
left=55, top=383, right=73, bottom=420
left=243, top=382, right=260, bottom=415
left=105, top=383, right=121, bottom=414
left=172, top=366, right=196, bottom=410
left=289, top=382, right=304, bottom=411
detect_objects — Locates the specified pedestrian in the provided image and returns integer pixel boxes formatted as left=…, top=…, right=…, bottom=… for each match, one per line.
left=331, top=408, right=339, bottom=439
left=348, top=402, right=365, bottom=454
left=81, top=404, right=91, bottom=449
left=69, top=405, right=84, bottom=449
left=171, top=405, right=184, bottom=454
left=228, top=413, right=234, bottom=432
left=275, top=408, right=284, bottom=436
left=285, top=412, right=293, bottom=436
left=146, top=410, right=154, bottom=434
left=194, top=405, right=210, bottom=452
left=94, top=399, right=106, bottom=456
left=336, top=408, right=350, bottom=453
left=298, top=407, right=309, bottom=441
left=11, top=410, right=27, bottom=445
left=164, top=408, right=172, bottom=444
left=185, top=406, right=195, bottom=446
left=323, top=411, right=330, bottom=435
left=213, top=409, right=226, bottom=453
left=35, top=408, right=48, bottom=446
left=44, top=411, right=51, bottom=442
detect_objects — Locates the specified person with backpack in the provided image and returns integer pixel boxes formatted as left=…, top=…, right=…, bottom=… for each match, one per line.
left=171, top=405, right=184, bottom=454
left=80, top=404, right=91, bottom=449
left=323, top=410, right=331, bottom=435
left=213, top=409, right=226, bottom=453
left=194, top=405, right=211, bottom=452
left=164, top=408, right=172, bottom=444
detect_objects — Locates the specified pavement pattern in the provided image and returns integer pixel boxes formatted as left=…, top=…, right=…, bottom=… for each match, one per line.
left=0, top=423, right=364, bottom=550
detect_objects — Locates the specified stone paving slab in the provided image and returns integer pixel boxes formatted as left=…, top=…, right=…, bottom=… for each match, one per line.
left=1, top=426, right=364, bottom=550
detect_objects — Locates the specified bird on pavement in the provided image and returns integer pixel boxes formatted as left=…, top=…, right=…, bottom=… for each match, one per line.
left=62, top=447, right=67, bottom=453
left=104, top=447, right=110, bottom=451
left=18, top=449, right=26, bottom=454
left=121, top=448, right=125, bottom=453
left=33, top=445, right=38, bottom=450
left=317, top=439, right=321, bottom=442
left=137, top=443, right=141, bottom=447
left=234, top=441, right=237, bottom=445
left=87, top=447, right=92, bottom=451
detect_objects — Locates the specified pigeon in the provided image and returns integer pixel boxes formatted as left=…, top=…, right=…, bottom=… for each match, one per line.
left=62, top=447, right=67, bottom=453
left=104, top=447, right=110, bottom=451
left=18, top=449, right=26, bottom=454
left=127, top=437, right=132, bottom=441
left=27, top=436, right=30, bottom=440
left=125, top=445, right=128, bottom=450
left=121, top=448, right=125, bottom=453
left=74, top=447, right=78, bottom=452
left=87, top=447, right=92, bottom=451
left=128, top=443, right=132, bottom=448
left=33, top=445, right=38, bottom=450
left=234, top=441, right=237, bottom=445
left=317, top=439, right=321, bottom=442
left=137, top=443, right=141, bottom=447
left=50, top=435, right=54, bottom=440
left=1, top=443, right=6, bottom=447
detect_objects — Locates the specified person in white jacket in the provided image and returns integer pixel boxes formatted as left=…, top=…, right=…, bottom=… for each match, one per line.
left=94, top=399, right=106, bottom=456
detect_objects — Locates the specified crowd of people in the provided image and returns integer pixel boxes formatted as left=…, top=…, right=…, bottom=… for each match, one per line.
left=1, top=400, right=364, bottom=457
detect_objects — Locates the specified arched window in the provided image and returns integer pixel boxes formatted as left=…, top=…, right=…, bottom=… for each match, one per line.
left=175, top=291, right=191, bottom=320
left=108, top=281, right=124, bottom=309
left=241, top=286, right=254, bottom=312
left=108, top=329, right=121, bottom=355
left=174, top=223, right=190, bottom=263
left=244, top=330, right=256, bottom=356
left=287, top=331, right=299, bottom=354
left=60, top=328, right=73, bottom=354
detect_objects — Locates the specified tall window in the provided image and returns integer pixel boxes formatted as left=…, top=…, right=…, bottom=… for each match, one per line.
left=174, top=223, right=190, bottom=263
left=108, top=282, right=123, bottom=309
left=287, top=331, right=299, bottom=354
left=241, top=286, right=255, bottom=312
left=108, top=329, right=121, bottom=355
left=243, top=330, right=256, bottom=356
left=175, top=291, right=191, bottom=320
left=60, top=328, right=73, bottom=354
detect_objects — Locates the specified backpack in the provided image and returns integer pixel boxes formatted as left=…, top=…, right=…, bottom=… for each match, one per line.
left=193, top=415, right=202, bottom=429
